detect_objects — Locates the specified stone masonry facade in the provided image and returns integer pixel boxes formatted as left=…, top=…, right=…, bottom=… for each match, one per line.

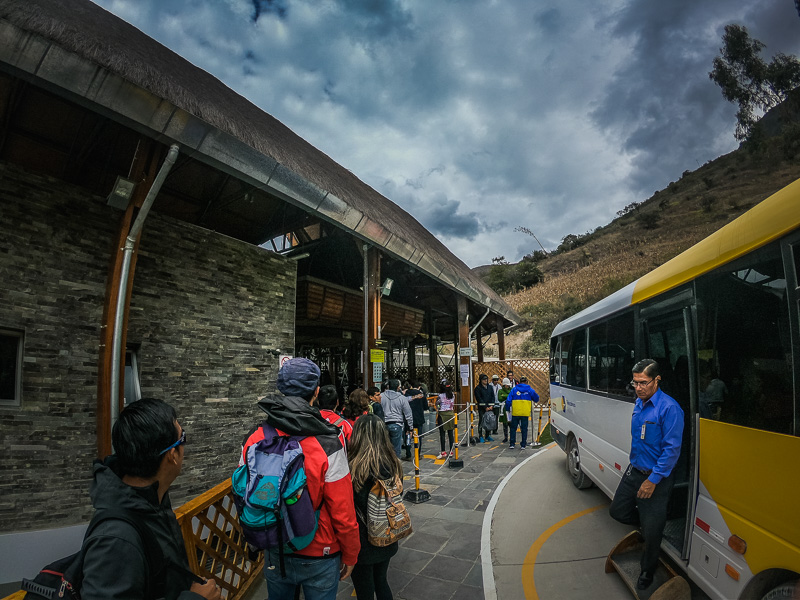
left=0, top=161, right=296, bottom=532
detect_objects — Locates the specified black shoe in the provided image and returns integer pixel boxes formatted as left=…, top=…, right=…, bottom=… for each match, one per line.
left=636, top=571, right=654, bottom=590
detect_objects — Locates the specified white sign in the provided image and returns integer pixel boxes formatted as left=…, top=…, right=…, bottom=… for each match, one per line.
left=373, top=362, right=383, bottom=382
left=460, top=364, right=470, bottom=387
left=279, top=355, right=293, bottom=368
left=459, top=347, right=473, bottom=357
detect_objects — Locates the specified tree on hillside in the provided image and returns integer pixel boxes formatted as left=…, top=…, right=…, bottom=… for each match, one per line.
left=709, top=24, right=800, bottom=141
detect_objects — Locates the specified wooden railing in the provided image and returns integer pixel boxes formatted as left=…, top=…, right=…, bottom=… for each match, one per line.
left=175, top=480, right=263, bottom=600
left=473, top=358, right=551, bottom=404
left=2, top=481, right=262, bottom=600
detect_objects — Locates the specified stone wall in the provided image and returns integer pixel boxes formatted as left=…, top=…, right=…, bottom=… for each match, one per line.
left=0, top=161, right=295, bottom=532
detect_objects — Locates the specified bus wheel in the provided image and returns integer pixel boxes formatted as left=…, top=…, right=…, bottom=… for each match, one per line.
left=567, top=436, right=593, bottom=489
left=761, top=579, right=798, bottom=600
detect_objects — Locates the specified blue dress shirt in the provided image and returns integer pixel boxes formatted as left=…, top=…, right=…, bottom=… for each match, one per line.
left=629, top=388, right=684, bottom=484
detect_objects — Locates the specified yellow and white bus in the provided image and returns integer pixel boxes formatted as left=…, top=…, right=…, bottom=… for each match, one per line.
left=549, top=177, right=800, bottom=600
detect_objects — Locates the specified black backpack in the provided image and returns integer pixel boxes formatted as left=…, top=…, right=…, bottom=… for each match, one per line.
left=21, top=508, right=196, bottom=599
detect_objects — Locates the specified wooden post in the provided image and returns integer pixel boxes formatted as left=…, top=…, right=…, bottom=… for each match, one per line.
left=426, top=308, right=438, bottom=390
left=407, top=339, right=417, bottom=383
left=476, top=324, right=484, bottom=362
left=96, top=139, right=158, bottom=458
left=364, top=247, right=380, bottom=388
left=496, top=314, right=506, bottom=360
left=457, top=296, right=470, bottom=413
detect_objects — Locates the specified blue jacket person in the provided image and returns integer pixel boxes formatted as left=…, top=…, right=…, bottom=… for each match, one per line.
left=609, top=359, right=684, bottom=591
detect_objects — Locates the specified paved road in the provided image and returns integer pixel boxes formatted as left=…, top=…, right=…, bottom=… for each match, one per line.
left=488, top=444, right=632, bottom=600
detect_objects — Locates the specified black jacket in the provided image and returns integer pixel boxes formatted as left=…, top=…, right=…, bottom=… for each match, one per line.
left=404, top=388, right=427, bottom=428
left=81, top=457, right=202, bottom=600
left=474, top=383, right=494, bottom=410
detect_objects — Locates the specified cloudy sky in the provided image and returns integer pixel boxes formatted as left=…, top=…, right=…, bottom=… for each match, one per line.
left=92, top=0, right=800, bottom=267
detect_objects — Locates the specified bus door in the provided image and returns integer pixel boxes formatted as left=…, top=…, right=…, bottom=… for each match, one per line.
left=641, top=302, right=697, bottom=560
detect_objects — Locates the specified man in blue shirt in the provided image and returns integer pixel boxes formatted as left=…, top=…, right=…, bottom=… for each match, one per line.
left=609, top=359, right=684, bottom=591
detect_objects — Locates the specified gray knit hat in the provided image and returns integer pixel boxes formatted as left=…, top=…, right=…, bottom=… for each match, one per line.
left=276, top=358, right=320, bottom=399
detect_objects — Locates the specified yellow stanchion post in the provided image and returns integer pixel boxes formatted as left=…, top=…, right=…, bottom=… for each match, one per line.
left=469, top=402, right=475, bottom=445
left=404, top=428, right=430, bottom=503
left=449, top=411, right=463, bottom=469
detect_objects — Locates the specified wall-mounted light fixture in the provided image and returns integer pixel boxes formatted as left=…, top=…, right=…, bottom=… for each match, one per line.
left=106, top=176, right=137, bottom=210
left=379, top=278, right=394, bottom=297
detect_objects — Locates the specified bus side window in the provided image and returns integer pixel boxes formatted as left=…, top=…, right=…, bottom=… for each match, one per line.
left=607, top=311, right=635, bottom=397
left=696, top=242, right=793, bottom=436
left=567, top=328, right=586, bottom=388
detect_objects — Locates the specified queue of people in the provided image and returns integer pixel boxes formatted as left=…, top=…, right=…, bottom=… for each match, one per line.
left=65, top=359, right=543, bottom=600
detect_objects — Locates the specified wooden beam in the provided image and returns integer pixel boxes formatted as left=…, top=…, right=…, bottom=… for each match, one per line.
left=496, top=314, right=506, bottom=360
left=426, top=308, right=438, bottom=391
left=476, top=324, right=484, bottom=362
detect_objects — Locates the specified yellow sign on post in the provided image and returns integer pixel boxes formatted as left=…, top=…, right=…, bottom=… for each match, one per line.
left=370, top=349, right=385, bottom=363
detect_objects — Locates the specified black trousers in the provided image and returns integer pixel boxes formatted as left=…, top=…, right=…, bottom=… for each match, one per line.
left=609, top=465, right=674, bottom=575
left=351, top=558, right=393, bottom=600
left=438, top=427, right=454, bottom=453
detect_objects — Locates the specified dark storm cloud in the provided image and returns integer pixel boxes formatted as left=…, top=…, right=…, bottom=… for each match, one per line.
left=251, top=0, right=287, bottom=22
left=423, top=197, right=482, bottom=239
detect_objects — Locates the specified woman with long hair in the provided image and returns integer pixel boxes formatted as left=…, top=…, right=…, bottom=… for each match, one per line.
left=436, top=381, right=456, bottom=459
left=348, top=414, right=404, bottom=599
left=342, top=388, right=371, bottom=427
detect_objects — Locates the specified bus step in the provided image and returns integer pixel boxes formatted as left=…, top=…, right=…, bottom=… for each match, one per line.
left=605, top=530, right=690, bottom=600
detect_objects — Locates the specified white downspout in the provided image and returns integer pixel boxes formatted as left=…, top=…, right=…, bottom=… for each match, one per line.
left=109, top=144, right=179, bottom=435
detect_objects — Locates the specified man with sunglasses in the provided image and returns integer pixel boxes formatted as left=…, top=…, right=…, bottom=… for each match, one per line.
left=82, top=398, right=221, bottom=599
left=609, top=359, right=684, bottom=592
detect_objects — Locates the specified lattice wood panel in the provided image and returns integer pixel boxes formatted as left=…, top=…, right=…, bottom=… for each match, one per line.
left=473, top=358, right=551, bottom=404
left=176, top=481, right=263, bottom=599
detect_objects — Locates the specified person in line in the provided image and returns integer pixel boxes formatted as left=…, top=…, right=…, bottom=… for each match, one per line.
left=241, top=357, right=360, bottom=599
left=404, top=380, right=427, bottom=460
left=81, top=398, right=221, bottom=600
left=497, top=378, right=513, bottom=443
left=348, top=415, right=404, bottom=600
left=436, top=381, right=456, bottom=459
left=366, top=386, right=385, bottom=420
left=490, top=374, right=502, bottom=436
left=319, top=384, right=353, bottom=447
left=473, top=374, right=494, bottom=443
left=342, top=388, right=371, bottom=428
left=506, top=370, right=518, bottom=387
left=506, top=376, right=539, bottom=449
left=609, top=359, right=684, bottom=591
left=380, top=379, right=413, bottom=459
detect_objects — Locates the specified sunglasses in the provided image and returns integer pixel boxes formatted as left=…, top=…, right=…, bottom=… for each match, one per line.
left=159, top=429, right=186, bottom=455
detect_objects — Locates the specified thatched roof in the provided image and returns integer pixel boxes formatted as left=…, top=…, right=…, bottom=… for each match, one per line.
left=0, top=0, right=519, bottom=325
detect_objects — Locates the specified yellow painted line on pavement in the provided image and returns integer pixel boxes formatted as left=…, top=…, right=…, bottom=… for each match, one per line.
left=472, top=453, right=482, bottom=459
left=423, top=454, right=439, bottom=460
left=522, top=503, right=607, bottom=600
left=489, top=445, right=499, bottom=450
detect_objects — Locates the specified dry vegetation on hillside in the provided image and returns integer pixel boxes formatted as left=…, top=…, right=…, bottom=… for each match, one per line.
left=490, top=140, right=800, bottom=357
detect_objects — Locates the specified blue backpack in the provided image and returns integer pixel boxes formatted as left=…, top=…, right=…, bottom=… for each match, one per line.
left=232, top=423, right=320, bottom=574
